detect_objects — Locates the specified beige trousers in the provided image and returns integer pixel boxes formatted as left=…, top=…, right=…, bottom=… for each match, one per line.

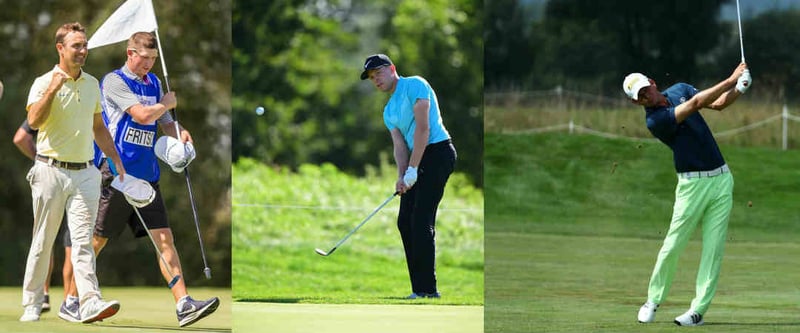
left=22, top=160, right=102, bottom=308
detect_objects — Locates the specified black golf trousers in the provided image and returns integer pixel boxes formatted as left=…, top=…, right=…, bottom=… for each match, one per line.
left=397, top=139, right=456, bottom=294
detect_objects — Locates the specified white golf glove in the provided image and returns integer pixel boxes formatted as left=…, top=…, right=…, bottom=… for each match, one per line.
left=736, top=69, right=751, bottom=94
left=403, top=166, right=418, bottom=188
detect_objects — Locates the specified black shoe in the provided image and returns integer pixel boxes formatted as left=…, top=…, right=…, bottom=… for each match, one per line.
left=42, top=294, right=51, bottom=312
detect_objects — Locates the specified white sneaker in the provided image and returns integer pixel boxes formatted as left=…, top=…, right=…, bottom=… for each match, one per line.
left=80, top=298, right=120, bottom=324
left=19, top=304, right=42, bottom=322
left=674, top=310, right=704, bottom=326
left=637, top=301, right=658, bottom=323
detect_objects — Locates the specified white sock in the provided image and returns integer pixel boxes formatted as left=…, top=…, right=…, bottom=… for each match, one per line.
left=67, top=295, right=79, bottom=304
left=176, top=295, right=190, bottom=310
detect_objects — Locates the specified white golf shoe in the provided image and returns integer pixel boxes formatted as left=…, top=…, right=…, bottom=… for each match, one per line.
left=80, top=298, right=120, bottom=323
left=19, top=304, right=42, bottom=322
left=674, top=310, right=704, bottom=326
left=637, top=301, right=658, bottom=323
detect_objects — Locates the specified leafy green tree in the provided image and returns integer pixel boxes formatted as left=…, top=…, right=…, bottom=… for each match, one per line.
left=232, top=0, right=483, bottom=186
left=734, top=10, right=800, bottom=103
left=381, top=0, right=483, bottom=185
left=485, top=0, right=538, bottom=89
left=486, top=0, right=732, bottom=94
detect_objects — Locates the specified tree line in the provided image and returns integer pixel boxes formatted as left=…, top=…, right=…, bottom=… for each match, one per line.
left=486, top=0, right=800, bottom=104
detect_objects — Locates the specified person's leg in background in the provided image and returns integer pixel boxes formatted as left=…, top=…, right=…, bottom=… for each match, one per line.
left=58, top=222, right=79, bottom=322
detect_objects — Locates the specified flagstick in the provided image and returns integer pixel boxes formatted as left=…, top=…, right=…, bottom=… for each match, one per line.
left=153, top=28, right=212, bottom=280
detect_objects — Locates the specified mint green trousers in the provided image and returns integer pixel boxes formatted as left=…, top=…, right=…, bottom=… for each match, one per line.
left=647, top=171, right=733, bottom=315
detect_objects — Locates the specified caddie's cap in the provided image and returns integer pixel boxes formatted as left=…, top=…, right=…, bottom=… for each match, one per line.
left=623, top=73, right=651, bottom=100
left=154, top=136, right=196, bottom=173
left=110, top=174, right=156, bottom=208
left=360, top=54, right=393, bottom=80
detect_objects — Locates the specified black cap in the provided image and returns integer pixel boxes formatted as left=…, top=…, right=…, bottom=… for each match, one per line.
left=360, top=54, right=393, bottom=80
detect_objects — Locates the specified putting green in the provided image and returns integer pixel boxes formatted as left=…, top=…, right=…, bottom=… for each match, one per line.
left=0, top=287, right=230, bottom=332
left=234, top=302, right=483, bottom=333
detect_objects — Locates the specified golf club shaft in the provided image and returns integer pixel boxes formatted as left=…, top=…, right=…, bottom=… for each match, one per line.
left=736, top=0, right=745, bottom=62
left=132, top=205, right=181, bottom=288
left=153, top=29, right=211, bottom=279
left=184, top=167, right=212, bottom=279
left=325, top=191, right=399, bottom=253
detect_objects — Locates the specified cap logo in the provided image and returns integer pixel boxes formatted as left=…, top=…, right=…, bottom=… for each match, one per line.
left=626, top=77, right=639, bottom=91
left=365, top=58, right=374, bottom=69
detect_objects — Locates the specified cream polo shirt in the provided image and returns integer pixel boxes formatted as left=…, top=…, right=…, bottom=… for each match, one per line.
left=26, top=65, right=102, bottom=162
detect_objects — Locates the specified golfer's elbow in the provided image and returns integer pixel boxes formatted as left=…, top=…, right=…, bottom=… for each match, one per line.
left=27, top=111, right=43, bottom=129
left=12, top=131, right=26, bottom=147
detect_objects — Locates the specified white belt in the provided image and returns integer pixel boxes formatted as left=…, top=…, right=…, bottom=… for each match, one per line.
left=677, top=164, right=730, bottom=179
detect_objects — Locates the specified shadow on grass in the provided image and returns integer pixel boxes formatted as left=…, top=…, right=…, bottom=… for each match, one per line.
left=235, top=297, right=475, bottom=306
left=107, top=324, right=231, bottom=332
left=708, top=322, right=800, bottom=327
left=236, top=298, right=305, bottom=303
left=381, top=296, right=416, bottom=301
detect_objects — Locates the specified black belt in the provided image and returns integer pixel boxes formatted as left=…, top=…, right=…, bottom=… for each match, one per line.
left=427, top=139, right=452, bottom=149
left=36, top=155, right=90, bottom=170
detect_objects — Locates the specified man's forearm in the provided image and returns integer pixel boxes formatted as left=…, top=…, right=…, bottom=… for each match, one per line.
left=695, top=78, right=737, bottom=109
left=676, top=78, right=736, bottom=123
left=28, top=91, right=57, bottom=128
left=394, top=146, right=410, bottom=178
left=93, top=126, right=121, bottom=164
left=708, top=87, right=741, bottom=110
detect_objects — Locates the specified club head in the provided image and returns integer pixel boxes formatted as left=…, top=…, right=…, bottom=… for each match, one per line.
left=315, top=247, right=336, bottom=256
left=204, top=267, right=212, bottom=279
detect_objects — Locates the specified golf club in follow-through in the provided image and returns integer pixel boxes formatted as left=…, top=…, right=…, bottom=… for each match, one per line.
left=736, top=0, right=745, bottom=62
left=315, top=191, right=399, bottom=257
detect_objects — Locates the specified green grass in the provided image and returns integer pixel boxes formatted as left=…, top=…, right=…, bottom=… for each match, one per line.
left=232, top=158, right=483, bottom=305
left=485, top=132, right=800, bottom=332
left=233, top=302, right=483, bottom=333
left=0, top=287, right=230, bottom=332
left=486, top=233, right=800, bottom=333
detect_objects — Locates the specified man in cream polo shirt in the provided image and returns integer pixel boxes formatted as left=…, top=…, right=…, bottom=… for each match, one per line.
left=21, top=22, right=126, bottom=324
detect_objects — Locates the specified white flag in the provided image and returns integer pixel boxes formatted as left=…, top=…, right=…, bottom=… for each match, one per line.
left=88, top=0, right=158, bottom=49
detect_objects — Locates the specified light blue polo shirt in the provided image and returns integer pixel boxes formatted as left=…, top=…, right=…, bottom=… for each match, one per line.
left=383, top=76, right=450, bottom=150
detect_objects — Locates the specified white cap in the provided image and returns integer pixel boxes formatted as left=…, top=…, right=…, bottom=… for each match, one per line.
left=623, top=73, right=651, bottom=100
left=154, top=136, right=196, bottom=173
left=111, top=174, right=156, bottom=208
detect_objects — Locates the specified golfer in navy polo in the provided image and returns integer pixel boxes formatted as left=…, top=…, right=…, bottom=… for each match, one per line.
left=625, top=63, right=750, bottom=326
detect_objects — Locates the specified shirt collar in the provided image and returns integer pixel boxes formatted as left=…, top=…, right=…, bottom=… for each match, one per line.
left=52, top=65, right=85, bottom=82
left=121, top=64, right=150, bottom=84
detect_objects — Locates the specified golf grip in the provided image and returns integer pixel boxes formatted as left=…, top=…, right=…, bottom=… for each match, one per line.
left=736, top=0, right=745, bottom=62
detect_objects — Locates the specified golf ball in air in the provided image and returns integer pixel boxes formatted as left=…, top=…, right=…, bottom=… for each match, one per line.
left=255, top=106, right=265, bottom=115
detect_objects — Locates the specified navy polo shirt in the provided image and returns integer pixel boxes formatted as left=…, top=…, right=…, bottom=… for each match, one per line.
left=645, top=83, right=726, bottom=173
